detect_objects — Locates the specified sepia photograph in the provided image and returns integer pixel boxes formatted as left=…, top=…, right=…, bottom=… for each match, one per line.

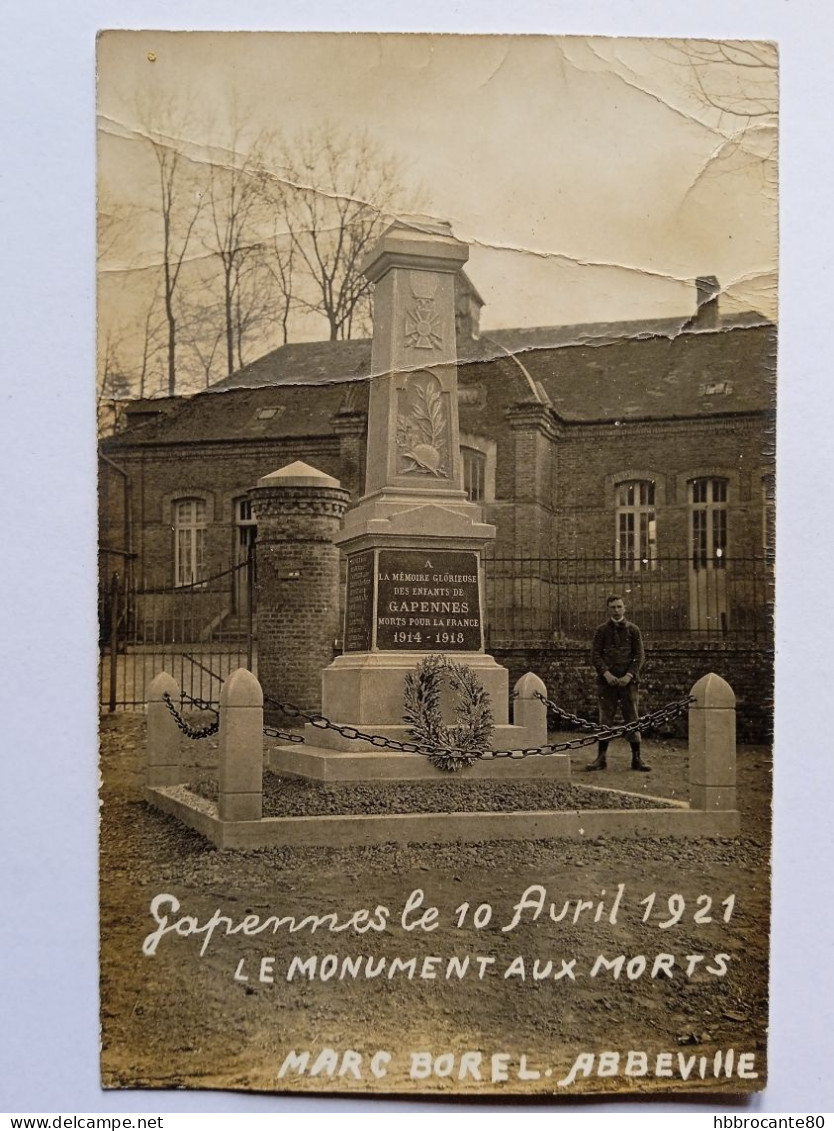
left=93, top=30, right=780, bottom=1099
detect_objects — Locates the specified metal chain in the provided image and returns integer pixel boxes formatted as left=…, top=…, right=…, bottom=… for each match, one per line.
left=180, top=690, right=219, bottom=716
left=160, top=688, right=692, bottom=758
left=164, top=691, right=308, bottom=745
left=263, top=694, right=448, bottom=756
left=533, top=691, right=696, bottom=736
left=176, top=690, right=303, bottom=744
left=264, top=725, right=305, bottom=745
left=161, top=692, right=220, bottom=740
left=482, top=695, right=695, bottom=759
left=535, top=694, right=608, bottom=733
left=262, top=691, right=695, bottom=762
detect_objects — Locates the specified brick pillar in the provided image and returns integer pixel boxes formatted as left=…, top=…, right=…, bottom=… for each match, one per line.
left=331, top=409, right=367, bottom=500
left=505, top=402, right=559, bottom=556
left=250, top=461, right=350, bottom=716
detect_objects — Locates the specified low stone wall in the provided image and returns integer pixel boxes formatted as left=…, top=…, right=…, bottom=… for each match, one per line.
left=146, top=667, right=740, bottom=849
left=149, top=790, right=739, bottom=849
left=492, top=642, right=773, bottom=744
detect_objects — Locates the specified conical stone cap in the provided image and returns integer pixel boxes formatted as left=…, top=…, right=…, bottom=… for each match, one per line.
left=256, top=461, right=342, bottom=490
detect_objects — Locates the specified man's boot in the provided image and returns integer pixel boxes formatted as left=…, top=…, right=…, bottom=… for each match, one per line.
left=630, top=743, right=651, bottom=772
left=586, top=742, right=608, bottom=772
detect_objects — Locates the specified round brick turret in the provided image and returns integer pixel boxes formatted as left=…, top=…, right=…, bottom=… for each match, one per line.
left=250, top=461, right=350, bottom=715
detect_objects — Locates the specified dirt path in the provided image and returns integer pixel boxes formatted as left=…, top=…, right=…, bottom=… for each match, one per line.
left=100, top=715, right=771, bottom=1098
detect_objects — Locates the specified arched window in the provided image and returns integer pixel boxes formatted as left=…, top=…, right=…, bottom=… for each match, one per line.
left=689, top=478, right=728, bottom=570
left=615, top=480, right=657, bottom=571
left=174, top=497, right=207, bottom=586
left=462, top=445, right=487, bottom=503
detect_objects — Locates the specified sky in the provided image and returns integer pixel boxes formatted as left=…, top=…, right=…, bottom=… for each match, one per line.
left=97, top=32, right=777, bottom=391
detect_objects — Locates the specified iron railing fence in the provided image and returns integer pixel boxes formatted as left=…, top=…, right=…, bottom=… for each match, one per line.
left=99, top=549, right=772, bottom=709
left=99, top=553, right=256, bottom=711
left=482, top=553, right=774, bottom=647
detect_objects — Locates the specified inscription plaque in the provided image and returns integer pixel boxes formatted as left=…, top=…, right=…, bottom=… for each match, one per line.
left=343, top=550, right=374, bottom=652
left=376, top=549, right=482, bottom=651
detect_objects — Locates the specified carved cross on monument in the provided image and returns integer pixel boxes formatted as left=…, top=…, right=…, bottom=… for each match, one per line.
left=338, top=219, right=495, bottom=537
left=361, top=219, right=469, bottom=500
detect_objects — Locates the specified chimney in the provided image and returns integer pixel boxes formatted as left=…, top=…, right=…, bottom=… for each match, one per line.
left=695, top=275, right=720, bottom=329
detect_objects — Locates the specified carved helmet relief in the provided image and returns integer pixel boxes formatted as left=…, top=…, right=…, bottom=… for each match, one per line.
left=395, top=370, right=450, bottom=478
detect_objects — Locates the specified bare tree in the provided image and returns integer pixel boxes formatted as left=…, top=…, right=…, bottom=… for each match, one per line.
left=230, top=253, right=279, bottom=367
left=137, top=287, right=166, bottom=399
left=203, top=125, right=274, bottom=378
left=97, top=329, right=133, bottom=436
left=101, top=116, right=423, bottom=392
left=137, top=100, right=206, bottom=395
left=179, top=288, right=227, bottom=388
left=271, top=126, right=423, bottom=340
left=655, top=39, right=778, bottom=183
left=262, top=227, right=297, bottom=347
left=663, top=40, right=777, bottom=122
left=97, top=194, right=134, bottom=265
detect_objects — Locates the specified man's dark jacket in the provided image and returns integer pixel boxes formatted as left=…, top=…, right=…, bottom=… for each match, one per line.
left=591, top=619, right=645, bottom=683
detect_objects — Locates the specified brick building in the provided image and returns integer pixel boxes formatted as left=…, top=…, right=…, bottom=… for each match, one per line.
left=99, top=275, right=776, bottom=735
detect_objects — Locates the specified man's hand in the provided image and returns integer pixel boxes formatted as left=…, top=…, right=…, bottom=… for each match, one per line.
left=618, top=674, right=633, bottom=687
left=603, top=671, right=619, bottom=686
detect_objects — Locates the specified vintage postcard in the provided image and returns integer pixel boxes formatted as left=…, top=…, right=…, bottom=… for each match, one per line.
left=97, top=31, right=777, bottom=1097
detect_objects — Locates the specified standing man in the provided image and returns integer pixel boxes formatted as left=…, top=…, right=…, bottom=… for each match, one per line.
left=586, top=595, right=651, bottom=772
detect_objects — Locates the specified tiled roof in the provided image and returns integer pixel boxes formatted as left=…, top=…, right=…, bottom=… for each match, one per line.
left=206, top=311, right=770, bottom=392
left=514, top=321, right=776, bottom=422
left=209, top=339, right=373, bottom=390
left=109, top=313, right=775, bottom=447
left=112, top=383, right=366, bottom=445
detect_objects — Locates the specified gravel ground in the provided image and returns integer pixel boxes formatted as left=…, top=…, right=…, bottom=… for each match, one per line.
left=191, top=772, right=676, bottom=815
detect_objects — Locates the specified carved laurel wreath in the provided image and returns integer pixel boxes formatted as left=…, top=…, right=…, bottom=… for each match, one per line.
left=403, top=655, right=495, bottom=773
left=396, top=378, right=447, bottom=477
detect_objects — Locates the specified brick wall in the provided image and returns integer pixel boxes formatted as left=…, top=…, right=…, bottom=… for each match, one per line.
left=102, top=378, right=773, bottom=582
left=493, top=642, right=773, bottom=744
left=108, top=438, right=345, bottom=585
left=551, top=414, right=772, bottom=560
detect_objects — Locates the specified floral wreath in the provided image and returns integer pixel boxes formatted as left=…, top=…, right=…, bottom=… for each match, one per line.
left=403, top=654, right=495, bottom=773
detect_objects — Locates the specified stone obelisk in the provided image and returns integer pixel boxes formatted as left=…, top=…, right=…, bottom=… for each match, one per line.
left=271, top=219, right=539, bottom=778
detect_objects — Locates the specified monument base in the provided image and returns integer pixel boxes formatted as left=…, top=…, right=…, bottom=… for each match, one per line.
left=320, top=651, right=513, bottom=726
left=268, top=743, right=571, bottom=783
left=276, top=649, right=559, bottom=781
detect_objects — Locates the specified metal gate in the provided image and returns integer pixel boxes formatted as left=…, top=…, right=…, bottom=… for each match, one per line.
left=99, top=552, right=256, bottom=711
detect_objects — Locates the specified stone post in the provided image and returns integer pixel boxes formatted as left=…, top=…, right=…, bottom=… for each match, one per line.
left=513, top=672, right=548, bottom=747
left=147, top=671, right=182, bottom=787
left=250, top=461, right=350, bottom=714
left=688, top=672, right=737, bottom=811
left=218, top=668, right=264, bottom=822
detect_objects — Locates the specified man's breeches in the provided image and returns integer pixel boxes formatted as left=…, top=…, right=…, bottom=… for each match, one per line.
left=598, top=681, right=640, bottom=738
